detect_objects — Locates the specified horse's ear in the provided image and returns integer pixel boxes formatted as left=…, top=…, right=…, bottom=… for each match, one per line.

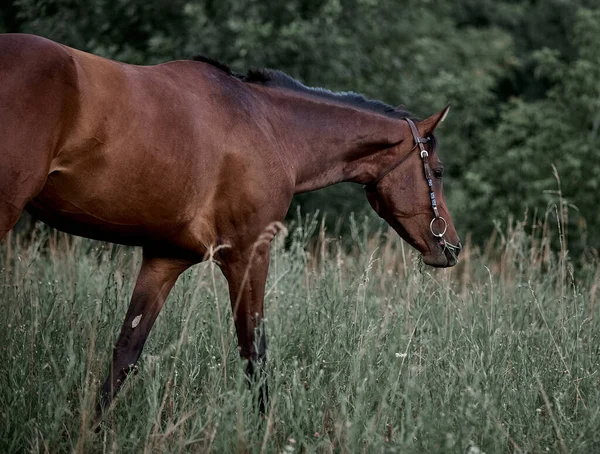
left=417, top=104, right=450, bottom=136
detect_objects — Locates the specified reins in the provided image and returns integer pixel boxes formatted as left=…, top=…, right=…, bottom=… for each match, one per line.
left=363, top=118, right=460, bottom=259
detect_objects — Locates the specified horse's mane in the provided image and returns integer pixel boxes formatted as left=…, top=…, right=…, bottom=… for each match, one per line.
left=192, top=55, right=410, bottom=120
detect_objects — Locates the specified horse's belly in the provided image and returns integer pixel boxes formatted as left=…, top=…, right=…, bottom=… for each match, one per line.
left=27, top=169, right=168, bottom=246
left=26, top=190, right=150, bottom=246
left=27, top=173, right=216, bottom=255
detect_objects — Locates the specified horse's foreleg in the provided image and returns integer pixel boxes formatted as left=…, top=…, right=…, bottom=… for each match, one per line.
left=221, top=245, right=270, bottom=414
left=96, top=253, right=189, bottom=419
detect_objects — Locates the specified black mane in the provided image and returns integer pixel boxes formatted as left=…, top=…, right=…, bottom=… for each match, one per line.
left=191, top=55, right=410, bottom=120
left=192, top=55, right=244, bottom=79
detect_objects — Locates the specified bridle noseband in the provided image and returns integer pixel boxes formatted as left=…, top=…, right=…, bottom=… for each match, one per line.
left=363, top=118, right=448, bottom=240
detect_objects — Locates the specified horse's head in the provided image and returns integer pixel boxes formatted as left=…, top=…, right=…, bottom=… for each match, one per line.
left=365, top=106, right=461, bottom=267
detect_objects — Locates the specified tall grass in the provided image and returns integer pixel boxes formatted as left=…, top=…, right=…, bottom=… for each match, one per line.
left=1, top=214, right=599, bottom=453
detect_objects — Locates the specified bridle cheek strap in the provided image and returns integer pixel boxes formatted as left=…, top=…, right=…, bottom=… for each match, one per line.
left=364, top=118, right=448, bottom=239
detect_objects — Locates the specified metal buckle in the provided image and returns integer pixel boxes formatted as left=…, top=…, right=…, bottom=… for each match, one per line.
left=420, top=150, right=429, bottom=159
left=430, top=216, right=447, bottom=238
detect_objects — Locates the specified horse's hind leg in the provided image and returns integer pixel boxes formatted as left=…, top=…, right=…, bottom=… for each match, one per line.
left=95, top=253, right=190, bottom=421
left=0, top=35, right=77, bottom=241
left=0, top=132, right=52, bottom=240
left=0, top=200, right=23, bottom=241
left=0, top=100, right=59, bottom=239
left=0, top=158, right=49, bottom=242
left=0, top=104, right=51, bottom=239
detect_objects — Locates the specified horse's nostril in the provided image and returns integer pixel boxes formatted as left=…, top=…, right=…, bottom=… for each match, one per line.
left=457, top=241, right=463, bottom=254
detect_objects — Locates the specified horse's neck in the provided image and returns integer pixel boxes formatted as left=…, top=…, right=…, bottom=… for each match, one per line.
left=267, top=93, right=406, bottom=194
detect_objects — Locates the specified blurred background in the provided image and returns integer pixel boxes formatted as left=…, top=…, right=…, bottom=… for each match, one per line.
left=1, top=0, right=599, bottom=262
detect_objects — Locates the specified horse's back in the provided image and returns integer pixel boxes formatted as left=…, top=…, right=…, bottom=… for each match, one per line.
left=0, top=34, right=282, bottom=256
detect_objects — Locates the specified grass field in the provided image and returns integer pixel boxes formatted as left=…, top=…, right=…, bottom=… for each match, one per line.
left=1, top=215, right=599, bottom=453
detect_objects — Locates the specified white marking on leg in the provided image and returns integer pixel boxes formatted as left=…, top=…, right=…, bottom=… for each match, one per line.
left=132, top=314, right=142, bottom=328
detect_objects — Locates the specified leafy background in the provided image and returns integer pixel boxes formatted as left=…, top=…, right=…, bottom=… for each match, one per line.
left=2, top=3, right=600, bottom=452
left=2, top=0, right=599, bottom=260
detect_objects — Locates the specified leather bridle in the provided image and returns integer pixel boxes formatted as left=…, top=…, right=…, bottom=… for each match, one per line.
left=363, top=118, right=449, bottom=240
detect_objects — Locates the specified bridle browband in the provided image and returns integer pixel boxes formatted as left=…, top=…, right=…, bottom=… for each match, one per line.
left=363, top=118, right=449, bottom=240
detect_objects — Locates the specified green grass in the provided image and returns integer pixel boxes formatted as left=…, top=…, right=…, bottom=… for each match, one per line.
left=1, top=216, right=599, bottom=453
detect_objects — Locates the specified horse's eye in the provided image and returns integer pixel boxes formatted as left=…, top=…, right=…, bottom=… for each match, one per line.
left=434, top=168, right=443, bottom=179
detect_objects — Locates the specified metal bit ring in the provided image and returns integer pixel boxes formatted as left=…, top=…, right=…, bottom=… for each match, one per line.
left=430, top=216, right=448, bottom=238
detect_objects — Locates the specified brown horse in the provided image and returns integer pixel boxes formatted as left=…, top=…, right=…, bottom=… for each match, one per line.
left=0, top=34, right=461, bottom=420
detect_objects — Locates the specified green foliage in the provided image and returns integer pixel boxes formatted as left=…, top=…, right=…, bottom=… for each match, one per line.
left=11, top=0, right=189, bottom=63
left=471, top=8, right=600, bottom=255
left=1, top=0, right=599, bottom=259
